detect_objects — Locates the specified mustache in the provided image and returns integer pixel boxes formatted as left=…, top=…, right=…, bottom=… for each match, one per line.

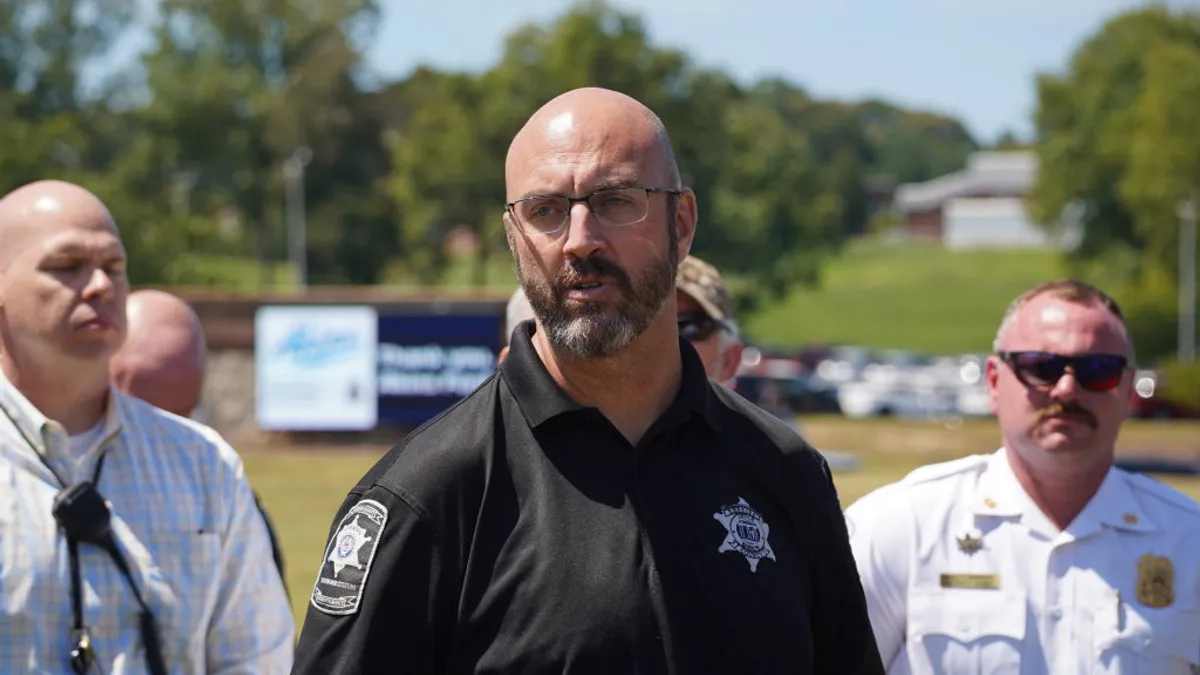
left=1036, top=401, right=1098, bottom=429
left=554, top=256, right=633, bottom=297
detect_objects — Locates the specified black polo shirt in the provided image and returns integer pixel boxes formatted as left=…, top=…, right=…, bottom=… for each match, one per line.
left=291, top=321, right=883, bottom=675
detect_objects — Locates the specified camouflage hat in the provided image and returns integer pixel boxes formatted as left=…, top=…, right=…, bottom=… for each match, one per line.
left=676, top=255, right=732, bottom=322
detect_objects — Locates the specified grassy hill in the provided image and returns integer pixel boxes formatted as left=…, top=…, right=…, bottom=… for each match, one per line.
left=174, top=238, right=1066, bottom=357
left=741, top=239, right=1065, bottom=355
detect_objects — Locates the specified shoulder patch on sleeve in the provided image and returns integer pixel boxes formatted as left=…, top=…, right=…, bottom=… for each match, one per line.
left=310, top=498, right=390, bottom=616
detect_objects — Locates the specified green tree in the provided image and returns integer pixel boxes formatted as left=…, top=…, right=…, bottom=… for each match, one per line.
left=1122, top=39, right=1200, bottom=275
left=1028, top=6, right=1200, bottom=274
left=709, top=99, right=843, bottom=301
left=126, top=0, right=385, bottom=284
left=386, top=72, right=495, bottom=284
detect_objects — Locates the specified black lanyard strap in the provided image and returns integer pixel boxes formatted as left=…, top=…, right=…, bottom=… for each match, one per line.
left=67, top=538, right=92, bottom=675
left=1, top=401, right=165, bottom=675
left=64, top=526, right=167, bottom=675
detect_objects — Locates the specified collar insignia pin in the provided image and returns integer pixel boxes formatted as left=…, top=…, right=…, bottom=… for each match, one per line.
left=956, top=530, right=984, bottom=555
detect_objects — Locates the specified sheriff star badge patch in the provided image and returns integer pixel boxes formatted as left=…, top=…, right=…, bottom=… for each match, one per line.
left=310, top=498, right=389, bottom=616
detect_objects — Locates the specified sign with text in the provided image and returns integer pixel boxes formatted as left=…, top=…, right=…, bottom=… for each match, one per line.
left=255, top=305, right=378, bottom=430
left=375, top=314, right=502, bottom=425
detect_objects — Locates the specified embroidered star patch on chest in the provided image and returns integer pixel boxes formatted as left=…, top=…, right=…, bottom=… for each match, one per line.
left=714, top=497, right=776, bottom=573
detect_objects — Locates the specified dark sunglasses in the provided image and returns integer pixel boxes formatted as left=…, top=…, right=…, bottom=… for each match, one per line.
left=678, top=312, right=727, bottom=342
left=996, top=351, right=1129, bottom=392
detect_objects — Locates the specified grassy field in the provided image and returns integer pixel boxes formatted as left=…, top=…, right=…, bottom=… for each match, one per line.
left=243, top=416, right=1200, bottom=628
left=741, top=239, right=1064, bottom=354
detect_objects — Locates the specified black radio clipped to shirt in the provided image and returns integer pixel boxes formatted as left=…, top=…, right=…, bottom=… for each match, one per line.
left=52, top=480, right=113, bottom=545
left=52, top=475, right=168, bottom=675
left=0, top=400, right=168, bottom=675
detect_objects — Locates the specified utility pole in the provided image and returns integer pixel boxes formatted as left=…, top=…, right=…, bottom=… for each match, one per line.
left=1180, top=192, right=1197, bottom=363
left=170, top=170, right=199, bottom=217
left=283, top=147, right=312, bottom=291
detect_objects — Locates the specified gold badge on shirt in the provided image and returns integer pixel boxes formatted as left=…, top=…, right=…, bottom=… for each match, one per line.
left=1136, top=553, right=1174, bottom=608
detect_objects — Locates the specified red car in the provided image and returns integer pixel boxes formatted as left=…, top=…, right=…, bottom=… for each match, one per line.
left=1129, top=370, right=1200, bottom=419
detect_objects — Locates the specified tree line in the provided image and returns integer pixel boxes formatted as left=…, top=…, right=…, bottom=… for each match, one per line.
left=1028, top=4, right=1200, bottom=381
left=3, top=1, right=1198, bottom=369
left=1, top=0, right=979, bottom=302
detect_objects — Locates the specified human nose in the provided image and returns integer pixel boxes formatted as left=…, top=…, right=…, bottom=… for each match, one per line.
left=561, top=200, right=607, bottom=260
left=1049, top=368, right=1082, bottom=399
left=81, top=266, right=114, bottom=300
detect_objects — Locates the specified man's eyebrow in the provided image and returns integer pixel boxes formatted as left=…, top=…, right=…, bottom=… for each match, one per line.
left=513, top=179, right=643, bottom=202
left=44, top=244, right=126, bottom=260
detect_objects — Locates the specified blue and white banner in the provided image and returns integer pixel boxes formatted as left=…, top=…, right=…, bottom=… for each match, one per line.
left=254, top=305, right=379, bottom=430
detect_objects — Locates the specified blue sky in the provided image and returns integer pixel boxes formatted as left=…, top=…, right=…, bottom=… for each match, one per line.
left=106, top=0, right=1169, bottom=144
left=360, top=0, right=1169, bottom=143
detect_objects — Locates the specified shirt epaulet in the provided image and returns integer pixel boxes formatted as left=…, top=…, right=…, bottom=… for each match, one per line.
left=899, top=453, right=991, bottom=486
left=1124, top=470, right=1200, bottom=519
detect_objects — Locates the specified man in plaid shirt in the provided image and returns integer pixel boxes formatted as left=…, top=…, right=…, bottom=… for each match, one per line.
left=0, top=179, right=293, bottom=673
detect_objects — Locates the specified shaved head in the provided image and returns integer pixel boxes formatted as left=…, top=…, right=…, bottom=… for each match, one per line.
left=501, top=87, right=696, bottom=360
left=0, top=180, right=118, bottom=274
left=505, top=87, right=681, bottom=201
left=0, top=179, right=128, bottom=432
left=110, top=290, right=207, bottom=417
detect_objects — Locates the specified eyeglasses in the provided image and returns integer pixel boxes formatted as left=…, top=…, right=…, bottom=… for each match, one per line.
left=678, top=312, right=729, bottom=342
left=996, top=351, right=1129, bottom=392
left=506, top=186, right=681, bottom=235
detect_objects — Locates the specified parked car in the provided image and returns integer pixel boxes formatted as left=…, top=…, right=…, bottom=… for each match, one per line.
left=1129, top=369, right=1200, bottom=419
left=734, top=374, right=842, bottom=416
left=836, top=380, right=958, bottom=419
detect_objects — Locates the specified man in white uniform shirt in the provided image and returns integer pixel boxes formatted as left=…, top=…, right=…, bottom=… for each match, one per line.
left=845, top=279, right=1200, bottom=674
left=0, top=180, right=293, bottom=673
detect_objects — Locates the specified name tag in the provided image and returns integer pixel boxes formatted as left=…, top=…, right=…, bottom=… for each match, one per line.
left=940, top=573, right=1000, bottom=590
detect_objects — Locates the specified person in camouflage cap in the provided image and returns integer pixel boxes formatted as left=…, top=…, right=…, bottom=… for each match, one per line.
left=676, top=255, right=743, bottom=385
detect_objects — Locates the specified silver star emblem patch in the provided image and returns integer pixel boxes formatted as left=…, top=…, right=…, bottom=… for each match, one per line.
left=328, top=515, right=372, bottom=577
left=714, top=497, right=777, bottom=573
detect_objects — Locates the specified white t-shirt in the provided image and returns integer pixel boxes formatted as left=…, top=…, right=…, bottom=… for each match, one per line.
left=67, top=421, right=107, bottom=476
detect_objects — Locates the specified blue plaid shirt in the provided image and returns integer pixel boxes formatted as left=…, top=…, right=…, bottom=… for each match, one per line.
left=0, top=374, right=293, bottom=673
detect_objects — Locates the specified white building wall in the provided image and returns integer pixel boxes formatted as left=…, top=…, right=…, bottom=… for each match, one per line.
left=943, top=197, right=1079, bottom=251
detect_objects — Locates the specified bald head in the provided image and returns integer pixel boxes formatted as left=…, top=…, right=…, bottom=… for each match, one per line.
left=110, top=290, right=207, bottom=417
left=505, top=87, right=681, bottom=201
left=0, top=180, right=118, bottom=273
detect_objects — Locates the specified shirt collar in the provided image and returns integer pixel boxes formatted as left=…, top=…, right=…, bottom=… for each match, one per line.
left=500, top=319, right=721, bottom=431
left=0, top=369, right=124, bottom=456
left=971, top=449, right=1027, bottom=518
left=972, top=447, right=1156, bottom=537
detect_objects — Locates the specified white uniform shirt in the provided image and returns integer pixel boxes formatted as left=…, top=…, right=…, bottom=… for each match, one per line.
left=845, top=448, right=1200, bottom=675
left=0, top=374, right=294, bottom=673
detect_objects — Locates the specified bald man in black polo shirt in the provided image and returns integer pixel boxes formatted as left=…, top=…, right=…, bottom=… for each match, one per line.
left=292, top=87, right=882, bottom=675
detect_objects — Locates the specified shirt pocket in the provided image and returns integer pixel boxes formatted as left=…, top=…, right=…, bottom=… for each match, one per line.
left=907, top=588, right=1027, bottom=674
left=141, top=530, right=221, bottom=660
left=1094, top=595, right=1200, bottom=675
